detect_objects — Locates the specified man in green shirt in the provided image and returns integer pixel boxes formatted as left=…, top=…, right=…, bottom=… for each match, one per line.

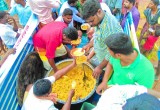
left=96, top=32, right=155, bottom=95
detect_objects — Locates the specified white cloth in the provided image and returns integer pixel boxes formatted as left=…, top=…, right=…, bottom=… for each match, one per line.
left=0, top=23, right=17, bottom=46
left=59, top=1, right=84, bottom=23
left=22, top=76, right=57, bottom=110
left=55, top=15, right=74, bottom=27
left=27, top=0, right=61, bottom=24
left=93, top=85, right=147, bottom=110
left=100, top=3, right=112, bottom=14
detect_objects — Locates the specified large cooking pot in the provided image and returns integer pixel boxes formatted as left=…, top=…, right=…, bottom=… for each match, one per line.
left=47, top=59, right=98, bottom=104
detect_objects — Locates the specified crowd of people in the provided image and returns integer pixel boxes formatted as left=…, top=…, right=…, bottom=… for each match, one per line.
left=0, top=0, right=160, bottom=110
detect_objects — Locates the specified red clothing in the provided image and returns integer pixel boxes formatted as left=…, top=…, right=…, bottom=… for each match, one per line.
left=143, top=35, right=158, bottom=51
left=33, top=22, right=67, bottom=59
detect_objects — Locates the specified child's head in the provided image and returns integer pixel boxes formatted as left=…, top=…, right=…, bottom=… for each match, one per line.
left=155, top=25, right=160, bottom=37
left=33, top=79, right=52, bottom=96
left=62, top=8, right=73, bottom=25
left=0, top=11, right=8, bottom=24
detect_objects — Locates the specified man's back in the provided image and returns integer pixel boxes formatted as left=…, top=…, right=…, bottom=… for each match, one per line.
left=22, top=87, right=58, bottom=110
left=33, top=22, right=67, bottom=48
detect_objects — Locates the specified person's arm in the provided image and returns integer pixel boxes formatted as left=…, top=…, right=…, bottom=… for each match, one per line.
left=0, top=48, right=16, bottom=67
left=48, top=58, right=58, bottom=73
left=82, top=40, right=93, bottom=53
left=92, top=59, right=109, bottom=78
left=53, top=59, right=76, bottom=80
left=87, top=48, right=95, bottom=61
left=73, top=14, right=85, bottom=24
left=96, top=62, right=113, bottom=95
left=7, top=16, right=18, bottom=31
left=112, top=8, right=119, bottom=14
left=61, top=89, right=75, bottom=110
left=147, top=89, right=160, bottom=98
left=113, top=0, right=122, bottom=14
left=87, top=27, right=95, bottom=39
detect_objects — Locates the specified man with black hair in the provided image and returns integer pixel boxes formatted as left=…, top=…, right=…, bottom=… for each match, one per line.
left=22, top=59, right=76, bottom=110
left=59, top=0, right=85, bottom=23
left=121, top=0, right=140, bottom=31
left=82, top=0, right=123, bottom=78
left=96, top=32, right=155, bottom=95
left=33, top=22, right=78, bottom=72
left=56, top=8, right=73, bottom=27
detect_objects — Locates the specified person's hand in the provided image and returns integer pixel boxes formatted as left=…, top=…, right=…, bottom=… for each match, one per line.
left=96, top=82, right=107, bottom=95
left=92, top=66, right=103, bottom=79
left=7, top=48, right=16, bottom=55
left=87, top=27, right=94, bottom=39
left=72, top=57, right=77, bottom=66
left=69, top=89, right=75, bottom=98
left=7, top=16, right=15, bottom=25
left=48, top=93, right=57, bottom=104
left=82, top=44, right=91, bottom=53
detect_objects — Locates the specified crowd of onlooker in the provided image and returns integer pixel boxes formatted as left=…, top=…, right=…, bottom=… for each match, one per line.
left=0, top=0, right=160, bottom=110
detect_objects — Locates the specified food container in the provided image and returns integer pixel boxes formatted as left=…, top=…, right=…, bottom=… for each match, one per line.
left=70, top=48, right=87, bottom=64
left=81, top=23, right=91, bottom=30
left=47, top=59, right=98, bottom=104
left=71, top=38, right=81, bottom=45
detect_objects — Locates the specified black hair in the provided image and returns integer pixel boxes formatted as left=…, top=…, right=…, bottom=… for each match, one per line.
left=105, top=32, right=134, bottom=55
left=63, top=27, right=78, bottom=40
left=123, top=93, right=160, bottom=110
left=17, top=52, right=46, bottom=106
left=0, top=11, right=7, bottom=19
left=63, top=8, right=73, bottom=16
left=68, top=0, right=78, bottom=5
left=33, top=79, right=51, bottom=96
left=151, top=0, right=159, bottom=5
left=82, top=0, right=101, bottom=20
left=127, top=0, right=135, bottom=5
left=155, top=25, right=160, bottom=37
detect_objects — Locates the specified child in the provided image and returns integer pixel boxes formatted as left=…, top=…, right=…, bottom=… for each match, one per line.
left=9, top=0, right=32, bottom=27
left=142, top=25, right=160, bottom=54
left=0, top=11, right=20, bottom=49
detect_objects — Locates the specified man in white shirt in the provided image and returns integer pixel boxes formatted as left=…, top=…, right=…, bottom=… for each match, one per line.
left=56, top=8, right=74, bottom=27
left=22, top=59, right=76, bottom=110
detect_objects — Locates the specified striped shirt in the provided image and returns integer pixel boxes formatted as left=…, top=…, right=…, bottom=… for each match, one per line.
left=93, top=12, right=123, bottom=63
